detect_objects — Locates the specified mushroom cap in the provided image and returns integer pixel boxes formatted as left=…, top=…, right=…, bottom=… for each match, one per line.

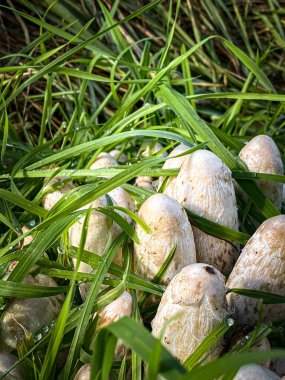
left=134, top=193, right=196, bottom=284
left=0, top=351, right=23, bottom=380
left=159, top=144, right=190, bottom=195
left=142, top=142, right=168, bottom=158
left=173, top=150, right=239, bottom=275
left=42, top=178, right=74, bottom=211
left=233, top=364, right=280, bottom=380
left=227, top=215, right=285, bottom=325
left=69, top=195, right=112, bottom=255
left=73, top=364, right=91, bottom=380
left=0, top=275, right=61, bottom=351
left=151, top=263, right=226, bottom=362
left=238, top=135, right=283, bottom=209
left=90, top=152, right=118, bottom=170
left=98, top=291, right=132, bottom=329
left=109, top=149, right=128, bottom=163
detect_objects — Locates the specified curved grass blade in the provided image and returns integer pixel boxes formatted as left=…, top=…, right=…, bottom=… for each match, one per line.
left=229, top=288, right=285, bottom=304
left=105, top=317, right=186, bottom=379
left=0, top=280, right=69, bottom=298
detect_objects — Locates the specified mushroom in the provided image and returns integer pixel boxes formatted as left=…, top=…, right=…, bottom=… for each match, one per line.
left=42, top=176, right=74, bottom=211
left=109, top=149, right=128, bottom=164
left=134, top=193, right=196, bottom=284
left=135, top=142, right=168, bottom=192
left=158, top=143, right=190, bottom=195
left=227, top=215, right=285, bottom=325
left=69, top=195, right=113, bottom=300
left=238, top=135, right=283, bottom=209
left=151, top=263, right=227, bottom=362
left=90, top=152, right=118, bottom=174
left=0, top=274, right=61, bottom=351
left=97, top=291, right=132, bottom=359
left=233, top=364, right=280, bottom=380
left=73, top=364, right=91, bottom=380
left=0, top=351, right=23, bottom=380
left=172, top=150, right=239, bottom=275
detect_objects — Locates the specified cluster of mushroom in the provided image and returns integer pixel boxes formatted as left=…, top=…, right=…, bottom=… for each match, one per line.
left=1, top=135, right=284, bottom=380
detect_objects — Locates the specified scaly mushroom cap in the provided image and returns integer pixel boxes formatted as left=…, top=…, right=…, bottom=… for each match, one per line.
left=233, top=364, right=280, bottom=380
left=159, top=144, right=190, bottom=195
left=151, top=263, right=227, bottom=362
left=227, top=215, right=285, bottom=325
left=173, top=149, right=239, bottom=275
left=73, top=364, right=91, bottom=380
left=239, top=135, right=283, bottom=209
left=42, top=177, right=75, bottom=211
left=0, top=351, right=23, bottom=380
left=134, top=194, right=196, bottom=284
left=0, top=275, right=61, bottom=351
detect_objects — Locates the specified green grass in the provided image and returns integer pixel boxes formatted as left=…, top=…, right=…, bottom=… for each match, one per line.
left=0, top=0, right=284, bottom=379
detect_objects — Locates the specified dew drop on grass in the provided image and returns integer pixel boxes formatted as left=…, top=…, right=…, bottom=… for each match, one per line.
left=28, top=220, right=36, bottom=227
left=42, top=325, right=49, bottom=333
left=57, top=247, right=65, bottom=255
left=227, top=318, right=234, bottom=327
left=34, top=333, right=42, bottom=342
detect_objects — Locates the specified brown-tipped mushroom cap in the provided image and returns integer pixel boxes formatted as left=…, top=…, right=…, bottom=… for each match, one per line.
left=227, top=215, right=285, bottom=325
left=239, top=135, right=283, bottom=209
left=0, top=351, right=23, bottom=380
left=233, top=364, right=280, bottom=380
left=173, top=149, right=239, bottom=275
left=134, top=194, right=196, bottom=284
left=151, top=263, right=227, bottom=362
left=73, top=364, right=91, bottom=380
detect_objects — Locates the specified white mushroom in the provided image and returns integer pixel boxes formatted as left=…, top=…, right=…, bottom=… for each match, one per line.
left=158, top=143, right=190, bottom=195
left=135, top=142, right=168, bottom=192
left=108, top=187, right=136, bottom=264
left=172, top=150, right=239, bottom=275
left=73, top=364, right=91, bottom=380
left=134, top=194, right=196, bottom=284
left=97, top=291, right=132, bottom=359
left=0, top=351, right=23, bottom=380
left=90, top=152, right=118, bottom=174
left=69, top=196, right=113, bottom=300
left=0, top=275, right=61, bottom=351
left=227, top=215, right=285, bottom=325
left=151, top=263, right=227, bottom=362
left=42, top=176, right=74, bottom=211
left=238, top=135, right=283, bottom=209
left=109, top=149, right=128, bottom=163
left=233, top=364, right=280, bottom=380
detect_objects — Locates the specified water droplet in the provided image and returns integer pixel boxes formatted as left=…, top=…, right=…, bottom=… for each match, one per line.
left=0, top=305, right=5, bottom=311
left=34, top=333, right=42, bottom=342
left=80, top=277, right=88, bottom=282
left=9, top=246, right=13, bottom=251
left=193, top=115, right=200, bottom=121
left=141, top=194, right=147, bottom=200
left=57, top=247, right=65, bottom=255
left=42, top=325, right=49, bottom=333
left=227, top=318, right=234, bottom=327
left=144, top=102, right=151, bottom=107
left=245, top=335, right=250, bottom=340
left=28, top=220, right=36, bottom=227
